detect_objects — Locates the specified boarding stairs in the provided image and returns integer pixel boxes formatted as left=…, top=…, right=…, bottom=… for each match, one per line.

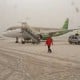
left=22, top=27, right=40, bottom=43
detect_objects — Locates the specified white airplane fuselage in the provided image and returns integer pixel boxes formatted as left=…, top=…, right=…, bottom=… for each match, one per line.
left=3, top=29, right=22, bottom=38
left=3, top=27, right=40, bottom=43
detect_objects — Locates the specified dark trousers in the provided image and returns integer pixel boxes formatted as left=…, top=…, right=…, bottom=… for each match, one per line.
left=48, top=45, right=52, bottom=53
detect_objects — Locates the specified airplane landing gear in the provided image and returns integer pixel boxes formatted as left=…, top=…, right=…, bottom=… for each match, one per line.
left=15, top=37, right=19, bottom=43
left=21, top=38, right=25, bottom=44
left=21, top=40, right=25, bottom=44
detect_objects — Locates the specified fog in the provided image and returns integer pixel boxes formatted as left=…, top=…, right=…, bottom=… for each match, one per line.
left=0, top=0, right=80, bottom=32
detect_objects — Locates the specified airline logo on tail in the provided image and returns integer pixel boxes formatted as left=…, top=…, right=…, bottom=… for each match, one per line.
left=62, top=18, right=69, bottom=30
left=48, top=18, right=69, bottom=37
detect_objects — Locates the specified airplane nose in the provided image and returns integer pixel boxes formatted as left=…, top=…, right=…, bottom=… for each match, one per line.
left=3, top=31, right=10, bottom=37
left=3, top=29, right=22, bottom=38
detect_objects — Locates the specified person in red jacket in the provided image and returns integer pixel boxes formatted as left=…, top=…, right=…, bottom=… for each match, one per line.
left=45, top=36, right=53, bottom=53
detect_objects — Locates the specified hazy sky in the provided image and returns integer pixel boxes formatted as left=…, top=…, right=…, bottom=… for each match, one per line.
left=0, top=0, right=80, bottom=31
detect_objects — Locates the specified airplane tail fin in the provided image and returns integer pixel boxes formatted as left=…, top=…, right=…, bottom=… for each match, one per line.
left=62, top=18, right=69, bottom=30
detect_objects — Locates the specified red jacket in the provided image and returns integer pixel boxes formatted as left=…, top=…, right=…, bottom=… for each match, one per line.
left=46, top=37, right=53, bottom=46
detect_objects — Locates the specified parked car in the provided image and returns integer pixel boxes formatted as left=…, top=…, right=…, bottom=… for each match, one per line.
left=68, top=34, right=80, bottom=44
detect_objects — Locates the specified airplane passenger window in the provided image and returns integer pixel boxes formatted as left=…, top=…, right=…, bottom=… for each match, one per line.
left=74, top=37, right=77, bottom=39
left=72, top=36, right=74, bottom=39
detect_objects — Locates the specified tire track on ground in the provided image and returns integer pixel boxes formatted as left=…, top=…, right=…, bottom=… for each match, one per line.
left=0, top=46, right=80, bottom=80
left=0, top=46, right=80, bottom=69
left=0, top=49, right=33, bottom=80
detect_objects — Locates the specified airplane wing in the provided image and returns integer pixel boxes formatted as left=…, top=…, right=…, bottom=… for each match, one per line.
left=68, top=28, right=80, bottom=31
left=6, top=26, right=29, bottom=31
left=51, top=28, right=80, bottom=33
left=33, top=27, right=60, bottom=30
left=7, top=26, right=22, bottom=31
left=39, top=28, right=80, bottom=38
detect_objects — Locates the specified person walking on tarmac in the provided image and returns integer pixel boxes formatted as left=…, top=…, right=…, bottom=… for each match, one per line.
left=45, top=36, right=53, bottom=53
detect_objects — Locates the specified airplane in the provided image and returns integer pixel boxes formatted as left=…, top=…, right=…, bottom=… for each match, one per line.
left=3, top=18, right=80, bottom=44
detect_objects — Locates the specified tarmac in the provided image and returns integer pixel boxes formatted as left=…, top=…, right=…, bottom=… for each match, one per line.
left=0, top=38, right=80, bottom=80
